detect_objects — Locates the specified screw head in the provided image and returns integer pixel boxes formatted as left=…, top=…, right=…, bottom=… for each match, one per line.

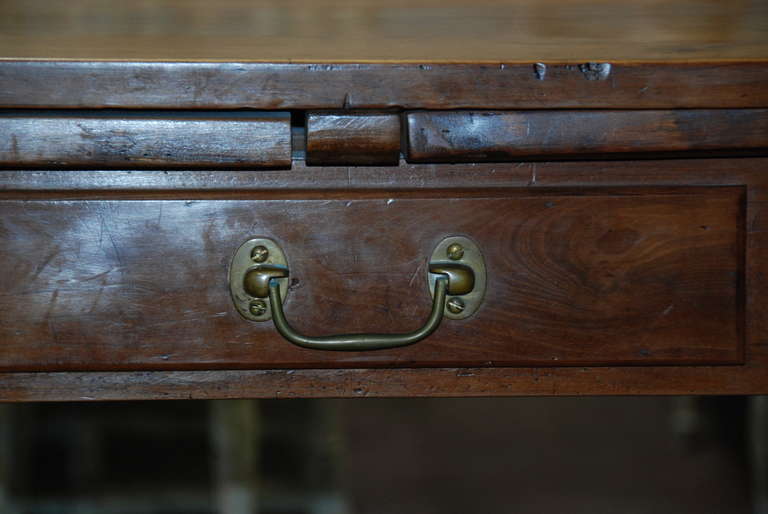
left=446, top=243, right=464, bottom=260
left=251, top=245, right=269, bottom=263
left=446, top=297, right=466, bottom=314
left=249, top=300, right=267, bottom=316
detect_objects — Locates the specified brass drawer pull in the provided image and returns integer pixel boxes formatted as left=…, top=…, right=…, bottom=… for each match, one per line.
left=266, top=266, right=448, bottom=351
left=230, top=236, right=485, bottom=351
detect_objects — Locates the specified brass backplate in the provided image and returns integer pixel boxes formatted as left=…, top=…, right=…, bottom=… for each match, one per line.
left=230, top=237, right=289, bottom=321
left=428, top=236, right=486, bottom=320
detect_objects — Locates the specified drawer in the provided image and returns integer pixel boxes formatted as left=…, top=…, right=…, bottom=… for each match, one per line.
left=0, top=186, right=743, bottom=371
left=0, top=111, right=291, bottom=169
left=405, top=110, right=768, bottom=161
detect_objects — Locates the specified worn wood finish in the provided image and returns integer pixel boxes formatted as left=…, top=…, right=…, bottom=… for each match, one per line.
left=4, top=362, right=768, bottom=402
left=0, top=157, right=766, bottom=397
left=0, top=112, right=291, bottom=169
left=1, top=0, right=766, bottom=61
left=306, top=112, right=400, bottom=166
left=0, top=186, right=743, bottom=371
left=0, top=159, right=759, bottom=192
left=406, top=110, right=768, bottom=162
left=2, top=62, right=768, bottom=110
left=0, top=0, right=765, bottom=402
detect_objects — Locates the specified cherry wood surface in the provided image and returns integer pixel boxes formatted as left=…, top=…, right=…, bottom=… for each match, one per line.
left=2, top=62, right=767, bottom=110
left=0, top=189, right=744, bottom=371
left=406, top=110, right=768, bottom=162
left=0, top=112, right=291, bottom=169
left=306, top=112, right=401, bottom=166
left=0, top=0, right=766, bottom=400
left=2, top=0, right=765, bottom=111
left=3, top=363, right=768, bottom=402
left=0, top=158, right=766, bottom=397
left=1, top=0, right=765, bottom=62
left=0, top=179, right=749, bottom=371
left=0, top=159, right=760, bottom=192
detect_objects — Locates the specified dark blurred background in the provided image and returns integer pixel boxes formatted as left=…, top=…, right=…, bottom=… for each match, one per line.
left=0, top=396, right=764, bottom=514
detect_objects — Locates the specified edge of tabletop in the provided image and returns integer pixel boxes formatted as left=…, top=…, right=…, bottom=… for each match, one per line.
left=0, top=59, right=766, bottom=109
left=0, top=365, right=766, bottom=402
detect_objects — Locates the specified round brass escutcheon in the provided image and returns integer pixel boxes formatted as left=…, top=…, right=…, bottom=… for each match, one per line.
left=229, top=237, right=290, bottom=322
left=428, top=236, right=486, bottom=320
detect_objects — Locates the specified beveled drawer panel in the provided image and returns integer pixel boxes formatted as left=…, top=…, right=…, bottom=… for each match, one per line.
left=0, top=186, right=743, bottom=371
left=0, top=111, right=291, bottom=169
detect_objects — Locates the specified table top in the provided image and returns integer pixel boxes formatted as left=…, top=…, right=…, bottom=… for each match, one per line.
left=1, top=0, right=766, bottom=63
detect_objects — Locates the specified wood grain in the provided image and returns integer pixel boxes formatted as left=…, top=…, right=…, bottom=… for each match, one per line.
left=0, top=0, right=765, bottom=61
left=306, top=112, right=401, bottom=166
left=0, top=157, right=766, bottom=398
left=0, top=187, right=743, bottom=371
left=1, top=62, right=767, bottom=110
left=0, top=112, right=291, bottom=169
left=406, top=110, right=768, bottom=162
left=1, top=0, right=766, bottom=401
left=2, top=362, right=768, bottom=401
left=0, top=158, right=758, bottom=192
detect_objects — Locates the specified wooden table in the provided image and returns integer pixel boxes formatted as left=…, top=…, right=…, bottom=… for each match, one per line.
left=0, top=0, right=766, bottom=401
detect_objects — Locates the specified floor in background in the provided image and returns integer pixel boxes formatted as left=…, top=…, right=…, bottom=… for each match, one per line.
left=0, top=396, right=752, bottom=513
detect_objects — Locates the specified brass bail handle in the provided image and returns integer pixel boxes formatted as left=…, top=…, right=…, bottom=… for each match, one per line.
left=230, top=236, right=486, bottom=351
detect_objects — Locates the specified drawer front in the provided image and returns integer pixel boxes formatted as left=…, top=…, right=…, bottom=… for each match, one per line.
left=405, top=110, right=768, bottom=162
left=0, top=187, right=743, bottom=371
left=0, top=112, right=291, bottom=169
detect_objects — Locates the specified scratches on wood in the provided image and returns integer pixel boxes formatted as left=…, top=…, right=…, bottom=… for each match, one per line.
left=0, top=113, right=292, bottom=169
left=0, top=187, right=744, bottom=371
